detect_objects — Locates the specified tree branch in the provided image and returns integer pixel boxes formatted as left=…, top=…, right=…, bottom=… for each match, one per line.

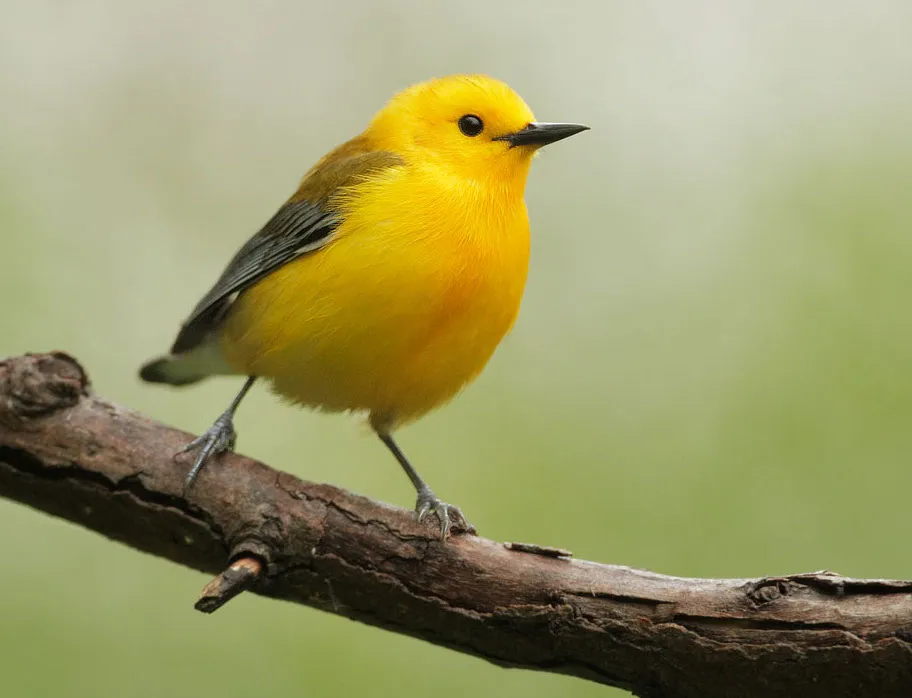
left=1, top=352, right=911, bottom=697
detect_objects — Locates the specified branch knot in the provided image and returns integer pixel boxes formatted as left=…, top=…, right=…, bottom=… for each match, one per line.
left=0, top=351, right=89, bottom=423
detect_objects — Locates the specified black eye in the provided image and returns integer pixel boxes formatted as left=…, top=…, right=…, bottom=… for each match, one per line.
left=458, top=114, right=484, bottom=137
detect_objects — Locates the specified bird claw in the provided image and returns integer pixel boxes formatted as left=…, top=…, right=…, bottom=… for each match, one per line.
left=415, top=487, right=475, bottom=540
left=176, top=412, right=237, bottom=491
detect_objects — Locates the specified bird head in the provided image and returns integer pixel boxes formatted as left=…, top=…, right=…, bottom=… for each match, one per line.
left=365, top=75, right=588, bottom=190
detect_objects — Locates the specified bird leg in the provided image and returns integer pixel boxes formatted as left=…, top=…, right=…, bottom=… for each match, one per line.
left=177, top=376, right=256, bottom=491
left=377, top=432, right=475, bottom=539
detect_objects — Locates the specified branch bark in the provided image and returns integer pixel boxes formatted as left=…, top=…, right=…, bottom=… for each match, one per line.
left=1, top=352, right=911, bottom=697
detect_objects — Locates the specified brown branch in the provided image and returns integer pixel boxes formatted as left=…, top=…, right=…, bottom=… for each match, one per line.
left=1, top=352, right=911, bottom=698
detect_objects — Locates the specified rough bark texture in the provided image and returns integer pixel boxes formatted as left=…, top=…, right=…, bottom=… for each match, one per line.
left=1, top=352, right=911, bottom=697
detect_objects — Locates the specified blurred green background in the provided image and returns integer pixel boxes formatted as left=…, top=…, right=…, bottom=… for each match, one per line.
left=2, top=2, right=911, bottom=696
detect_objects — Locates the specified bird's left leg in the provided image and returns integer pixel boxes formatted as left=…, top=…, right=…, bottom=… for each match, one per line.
left=376, top=431, right=475, bottom=539
left=177, top=376, right=256, bottom=490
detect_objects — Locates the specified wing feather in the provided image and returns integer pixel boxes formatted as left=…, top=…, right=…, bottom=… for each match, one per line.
left=169, top=146, right=402, bottom=355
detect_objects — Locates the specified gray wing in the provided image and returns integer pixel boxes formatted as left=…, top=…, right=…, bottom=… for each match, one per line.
left=171, top=199, right=339, bottom=354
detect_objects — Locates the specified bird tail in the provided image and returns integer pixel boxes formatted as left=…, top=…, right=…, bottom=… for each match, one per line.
left=139, top=342, right=234, bottom=386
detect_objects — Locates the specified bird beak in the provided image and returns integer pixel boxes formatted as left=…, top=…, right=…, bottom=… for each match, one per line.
left=494, top=122, right=590, bottom=148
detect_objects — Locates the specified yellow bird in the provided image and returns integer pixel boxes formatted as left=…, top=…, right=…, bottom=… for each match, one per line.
left=140, top=74, right=587, bottom=537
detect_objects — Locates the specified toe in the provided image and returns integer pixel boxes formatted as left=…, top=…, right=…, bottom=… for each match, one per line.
left=416, top=501, right=432, bottom=522
left=183, top=448, right=212, bottom=491
left=176, top=434, right=207, bottom=456
left=415, top=486, right=436, bottom=523
left=447, top=504, right=475, bottom=535
left=436, top=508, right=451, bottom=540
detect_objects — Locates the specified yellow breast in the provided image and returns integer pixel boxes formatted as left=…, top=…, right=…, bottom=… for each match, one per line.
left=218, top=163, right=530, bottom=428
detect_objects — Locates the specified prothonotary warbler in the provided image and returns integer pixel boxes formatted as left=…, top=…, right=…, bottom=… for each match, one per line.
left=140, top=74, right=588, bottom=538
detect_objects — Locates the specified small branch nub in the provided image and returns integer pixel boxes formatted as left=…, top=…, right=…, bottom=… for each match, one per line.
left=195, top=557, right=263, bottom=613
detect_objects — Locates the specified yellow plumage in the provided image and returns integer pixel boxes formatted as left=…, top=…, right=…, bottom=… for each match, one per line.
left=220, top=145, right=530, bottom=428
left=140, top=74, right=587, bottom=537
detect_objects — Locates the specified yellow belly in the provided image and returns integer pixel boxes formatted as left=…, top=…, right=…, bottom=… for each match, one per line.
left=218, top=173, right=530, bottom=429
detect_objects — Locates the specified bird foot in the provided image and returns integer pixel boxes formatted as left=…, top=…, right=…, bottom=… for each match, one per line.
left=415, top=486, right=475, bottom=540
left=176, top=411, right=237, bottom=491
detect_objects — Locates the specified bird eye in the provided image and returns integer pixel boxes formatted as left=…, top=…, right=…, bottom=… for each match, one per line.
left=458, top=114, right=484, bottom=137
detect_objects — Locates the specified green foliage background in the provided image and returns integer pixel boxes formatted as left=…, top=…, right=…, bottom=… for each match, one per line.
left=2, top=2, right=911, bottom=696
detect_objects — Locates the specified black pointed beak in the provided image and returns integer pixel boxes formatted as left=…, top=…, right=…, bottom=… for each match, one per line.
left=494, top=122, right=589, bottom=148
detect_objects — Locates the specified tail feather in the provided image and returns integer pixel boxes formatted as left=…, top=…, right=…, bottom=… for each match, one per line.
left=139, top=357, right=206, bottom=386
left=139, top=343, right=234, bottom=386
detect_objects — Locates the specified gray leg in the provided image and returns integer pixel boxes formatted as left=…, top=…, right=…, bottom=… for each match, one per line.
left=178, top=376, right=256, bottom=491
left=377, top=431, right=474, bottom=539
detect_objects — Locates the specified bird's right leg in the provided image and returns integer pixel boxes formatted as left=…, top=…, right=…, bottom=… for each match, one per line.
left=177, top=376, right=256, bottom=491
